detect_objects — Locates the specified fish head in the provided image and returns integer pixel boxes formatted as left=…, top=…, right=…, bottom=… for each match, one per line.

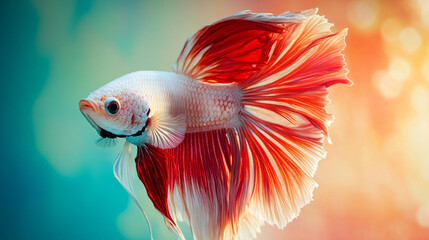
left=79, top=79, right=150, bottom=142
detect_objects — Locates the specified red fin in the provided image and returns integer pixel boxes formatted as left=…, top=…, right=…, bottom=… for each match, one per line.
left=169, top=8, right=351, bottom=238
left=238, top=11, right=351, bottom=227
left=174, top=10, right=316, bottom=84
left=135, top=144, right=175, bottom=225
left=165, top=129, right=246, bottom=239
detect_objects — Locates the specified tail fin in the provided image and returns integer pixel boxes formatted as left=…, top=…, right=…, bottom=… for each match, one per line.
left=238, top=13, right=351, bottom=227
left=171, top=8, right=351, bottom=239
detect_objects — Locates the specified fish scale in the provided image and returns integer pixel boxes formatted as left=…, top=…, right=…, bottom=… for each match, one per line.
left=182, top=76, right=241, bottom=132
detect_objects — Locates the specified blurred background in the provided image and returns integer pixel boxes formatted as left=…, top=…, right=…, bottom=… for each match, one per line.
left=1, top=0, right=428, bottom=239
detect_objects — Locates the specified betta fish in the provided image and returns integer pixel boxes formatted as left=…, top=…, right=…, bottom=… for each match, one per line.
left=79, top=9, right=351, bottom=240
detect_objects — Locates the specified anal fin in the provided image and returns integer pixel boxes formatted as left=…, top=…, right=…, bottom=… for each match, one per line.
left=136, top=144, right=185, bottom=240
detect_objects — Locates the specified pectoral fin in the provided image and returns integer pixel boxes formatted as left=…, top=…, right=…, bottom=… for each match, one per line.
left=147, top=112, right=186, bottom=149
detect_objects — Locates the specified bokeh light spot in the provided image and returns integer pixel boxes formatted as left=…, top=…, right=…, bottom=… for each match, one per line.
left=381, top=18, right=402, bottom=42
left=421, top=8, right=429, bottom=26
left=417, top=204, right=429, bottom=228
left=372, top=70, right=403, bottom=98
left=418, top=0, right=429, bottom=25
left=348, top=1, right=377, bottom=31
left=399, top=27, right=422, bottom=54
left=411, top=86, right=428, bottom=113
left=389, top=58, right=411, bottom=81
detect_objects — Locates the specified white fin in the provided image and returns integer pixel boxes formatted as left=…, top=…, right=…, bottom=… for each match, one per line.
left=148, top=112, right=186, bottom=149
left=95, top=138, right=118, bottom=148
left=236, top=213, right=264, bottom=240
left=113, top=141, right=153, bottom=240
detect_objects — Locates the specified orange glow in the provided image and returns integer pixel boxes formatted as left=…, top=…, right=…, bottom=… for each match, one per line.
left=256, top=0, right=429, bottom=239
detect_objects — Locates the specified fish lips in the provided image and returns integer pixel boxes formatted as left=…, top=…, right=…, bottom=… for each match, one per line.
left=79, top=99, right=102, bottom=134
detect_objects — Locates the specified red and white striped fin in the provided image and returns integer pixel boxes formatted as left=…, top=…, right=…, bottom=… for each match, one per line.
left=135, top=144, right=184, bottom=239
left=238, top=12, right=351, bottom=227
left=166, top=129, right=240, bottom=240
left=173, top=9, right=317, bottom=84
left=223, top=212, right=264, bottom=240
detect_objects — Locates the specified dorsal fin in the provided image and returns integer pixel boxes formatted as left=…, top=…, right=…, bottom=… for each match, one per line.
left=173, top=9, right=316, bottom=84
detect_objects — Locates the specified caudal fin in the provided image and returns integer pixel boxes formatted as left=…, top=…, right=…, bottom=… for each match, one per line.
left=238, top=11, right=351, bottom=228
left=170, top=8, right=350, bottom=239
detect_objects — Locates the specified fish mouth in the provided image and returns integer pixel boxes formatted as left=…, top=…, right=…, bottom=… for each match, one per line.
left=99, top=125, right=147, bottom=139
left=79, top=99, right=147, bottom=139
left=79, top=99, right=102, bottom=134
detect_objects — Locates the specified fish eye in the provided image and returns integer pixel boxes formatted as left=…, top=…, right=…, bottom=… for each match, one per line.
left=105, top=97, right=121, bottom=115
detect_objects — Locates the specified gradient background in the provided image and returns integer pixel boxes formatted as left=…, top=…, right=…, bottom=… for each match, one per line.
left=2, top=0, right=429, bottom=239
